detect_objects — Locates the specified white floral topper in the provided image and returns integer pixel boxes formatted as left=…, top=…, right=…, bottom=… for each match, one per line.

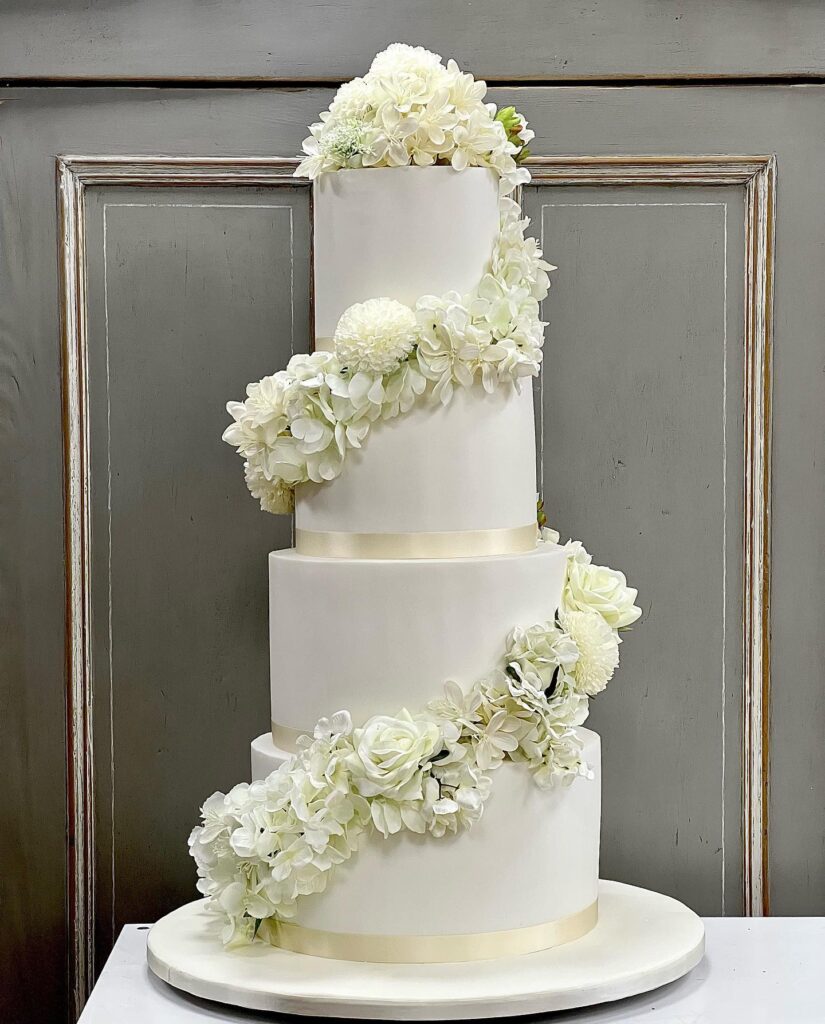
left=189, top=534, right=641, bottom=946
left=295, top=43, right=534, bottom=196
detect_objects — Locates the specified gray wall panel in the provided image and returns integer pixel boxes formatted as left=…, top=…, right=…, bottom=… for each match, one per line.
left=83, top=188, right=310, bottom=953
left=529, top=186, right=745, bottom=914
left=2, top=1, right=825, bottom=81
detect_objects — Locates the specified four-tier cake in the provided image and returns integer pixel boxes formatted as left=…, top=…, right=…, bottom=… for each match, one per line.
left=190, top=43, right=641, bottom=966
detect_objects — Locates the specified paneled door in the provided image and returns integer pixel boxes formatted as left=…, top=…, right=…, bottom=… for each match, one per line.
left=3, top=13, right=825, bottom=1023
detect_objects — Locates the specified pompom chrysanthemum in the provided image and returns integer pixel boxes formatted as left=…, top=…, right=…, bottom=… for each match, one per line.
left=560, top=609, right=621, bottom=696
left=334, top=297, right=419, bottom=374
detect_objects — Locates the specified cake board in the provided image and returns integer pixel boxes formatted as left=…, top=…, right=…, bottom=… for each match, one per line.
left=147, top=880, right=705, bottom=1019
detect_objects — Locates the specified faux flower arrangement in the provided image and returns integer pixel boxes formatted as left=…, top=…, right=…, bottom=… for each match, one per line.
left=189, top=531, right=641, bottom=945
left=295, top=43, right=533, bottom=195
left=223, top=197, right=554, bottom=514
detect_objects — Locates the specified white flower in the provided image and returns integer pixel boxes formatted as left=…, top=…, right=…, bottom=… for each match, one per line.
left=369, top=43, right=445, bottom=80
left=446, top=59, right=487, bottom=115
left=505, top=621, right=580, bottom=690
left=563, top=559, right=642, bottom=630
left=474, top=709, right=520, bottom=770
left=334, top=297, right=419, bottom=374
left=326, top=77, right=375, bottom=121
left=294, top=44, right=533, bottom=188
left=450, top=109, right=508, bottom=172
left=427, top=678, right=482, bottom=727
left=243, top=462, right=294, bottom=515
left=560, top=609, right=621, bottom=696
left=319, top=117, right=374, bottom=166
left=346, top=709, right=441, bottom=801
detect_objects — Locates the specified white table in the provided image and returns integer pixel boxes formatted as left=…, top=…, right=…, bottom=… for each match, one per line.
left=79, top=918, right=824, bottom=1023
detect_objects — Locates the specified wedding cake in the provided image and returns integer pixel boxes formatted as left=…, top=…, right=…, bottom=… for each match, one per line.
left=190, top=44, right=641, bottom=964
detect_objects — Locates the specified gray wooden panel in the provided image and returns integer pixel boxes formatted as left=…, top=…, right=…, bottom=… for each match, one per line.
left=527, top=186, right=745, bottom=915
left=2, top=1, right=825, bottom=81
left=82, top=187, right=309, bottom=957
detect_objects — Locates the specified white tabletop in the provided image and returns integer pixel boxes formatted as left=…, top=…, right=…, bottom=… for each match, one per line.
left=79, top=918, right=824, bottom=1023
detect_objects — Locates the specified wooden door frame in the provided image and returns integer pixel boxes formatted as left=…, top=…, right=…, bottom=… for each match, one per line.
left=57, top=155, right=306, bottom=1017
left=57, top=153, right=774, bottom=1016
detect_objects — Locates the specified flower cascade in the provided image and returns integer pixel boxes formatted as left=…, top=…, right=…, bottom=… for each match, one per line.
left=295, top=43, right=534, bottom=195
left=222, top=197, right=554, bottom=515
left=188, top=532, right=641, bottom=945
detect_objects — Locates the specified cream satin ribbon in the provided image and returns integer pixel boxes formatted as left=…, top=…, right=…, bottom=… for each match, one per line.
left=295, top=523, right=538, bottom=559
left=261, top=900, right=598, bottom=963
left=271, top=721, right=306, bottom=752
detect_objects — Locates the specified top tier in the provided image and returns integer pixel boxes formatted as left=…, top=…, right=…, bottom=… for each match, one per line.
left=313, top=166, right=500, bottom=341
left=297, top=166, right=538, bottom=551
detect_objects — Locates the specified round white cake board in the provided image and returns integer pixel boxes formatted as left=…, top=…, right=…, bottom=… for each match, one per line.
left=147, top=880, right=704, bottom=1020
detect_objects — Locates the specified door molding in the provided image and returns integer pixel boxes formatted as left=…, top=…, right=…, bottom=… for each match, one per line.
left=57, top=152, right=774, bottom=1016
left=528, top=155, right=776, bottom=919
left=56, top=154, right=307, bottom=1018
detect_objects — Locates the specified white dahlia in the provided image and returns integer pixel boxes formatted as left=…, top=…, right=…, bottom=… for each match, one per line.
left=369, top=43, right=445, bottom=80
left=334, top=297, right=418, bottom=374
left=560, top=609, right=621, bottom=696
left=326, top=76, right=375, bottom=121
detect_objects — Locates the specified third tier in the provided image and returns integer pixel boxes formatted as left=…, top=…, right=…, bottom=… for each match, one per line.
left=269, top=542, right=567, bottom=740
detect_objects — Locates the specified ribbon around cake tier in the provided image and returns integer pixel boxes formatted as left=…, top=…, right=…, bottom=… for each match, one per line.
left=271, top=721, right=306, bottom=752
left=259, top=900, right=598, bottom=963
left=295, top=523, right=538, bottom=559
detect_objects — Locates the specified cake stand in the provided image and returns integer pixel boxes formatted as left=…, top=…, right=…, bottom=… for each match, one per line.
left=147, top=880, right=705, bottom=1020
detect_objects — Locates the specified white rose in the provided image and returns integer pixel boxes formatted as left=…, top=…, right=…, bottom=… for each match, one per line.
left=563, top=559, right=641, bottom=630
left=346, top=709, right=441, bottom=801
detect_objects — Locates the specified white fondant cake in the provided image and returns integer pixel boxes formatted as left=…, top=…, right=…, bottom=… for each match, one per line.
left=251, top=730, right=600, bottom=938
left=200, top=47, right=645, bottom=971
left=242, top=161, right=601, bottom=950
left=269, top=544, right=567, bottom=734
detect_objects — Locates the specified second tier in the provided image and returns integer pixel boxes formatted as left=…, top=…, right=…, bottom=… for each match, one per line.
left=294, top=382, right=538, bottom=548
left=269, top=541, right=568, bottom=740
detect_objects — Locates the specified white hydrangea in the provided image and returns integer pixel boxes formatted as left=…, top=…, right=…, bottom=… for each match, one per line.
left=505, top=621, right=580, bottom=690
left=334, top=297, right=418, bottom=374
left=560, top=609, right=621, bottom=696
left=295, top=44, right=533, bottom=193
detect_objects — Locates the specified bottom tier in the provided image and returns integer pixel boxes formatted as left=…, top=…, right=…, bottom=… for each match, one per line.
left=250, top=728, right=601, bottom=951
